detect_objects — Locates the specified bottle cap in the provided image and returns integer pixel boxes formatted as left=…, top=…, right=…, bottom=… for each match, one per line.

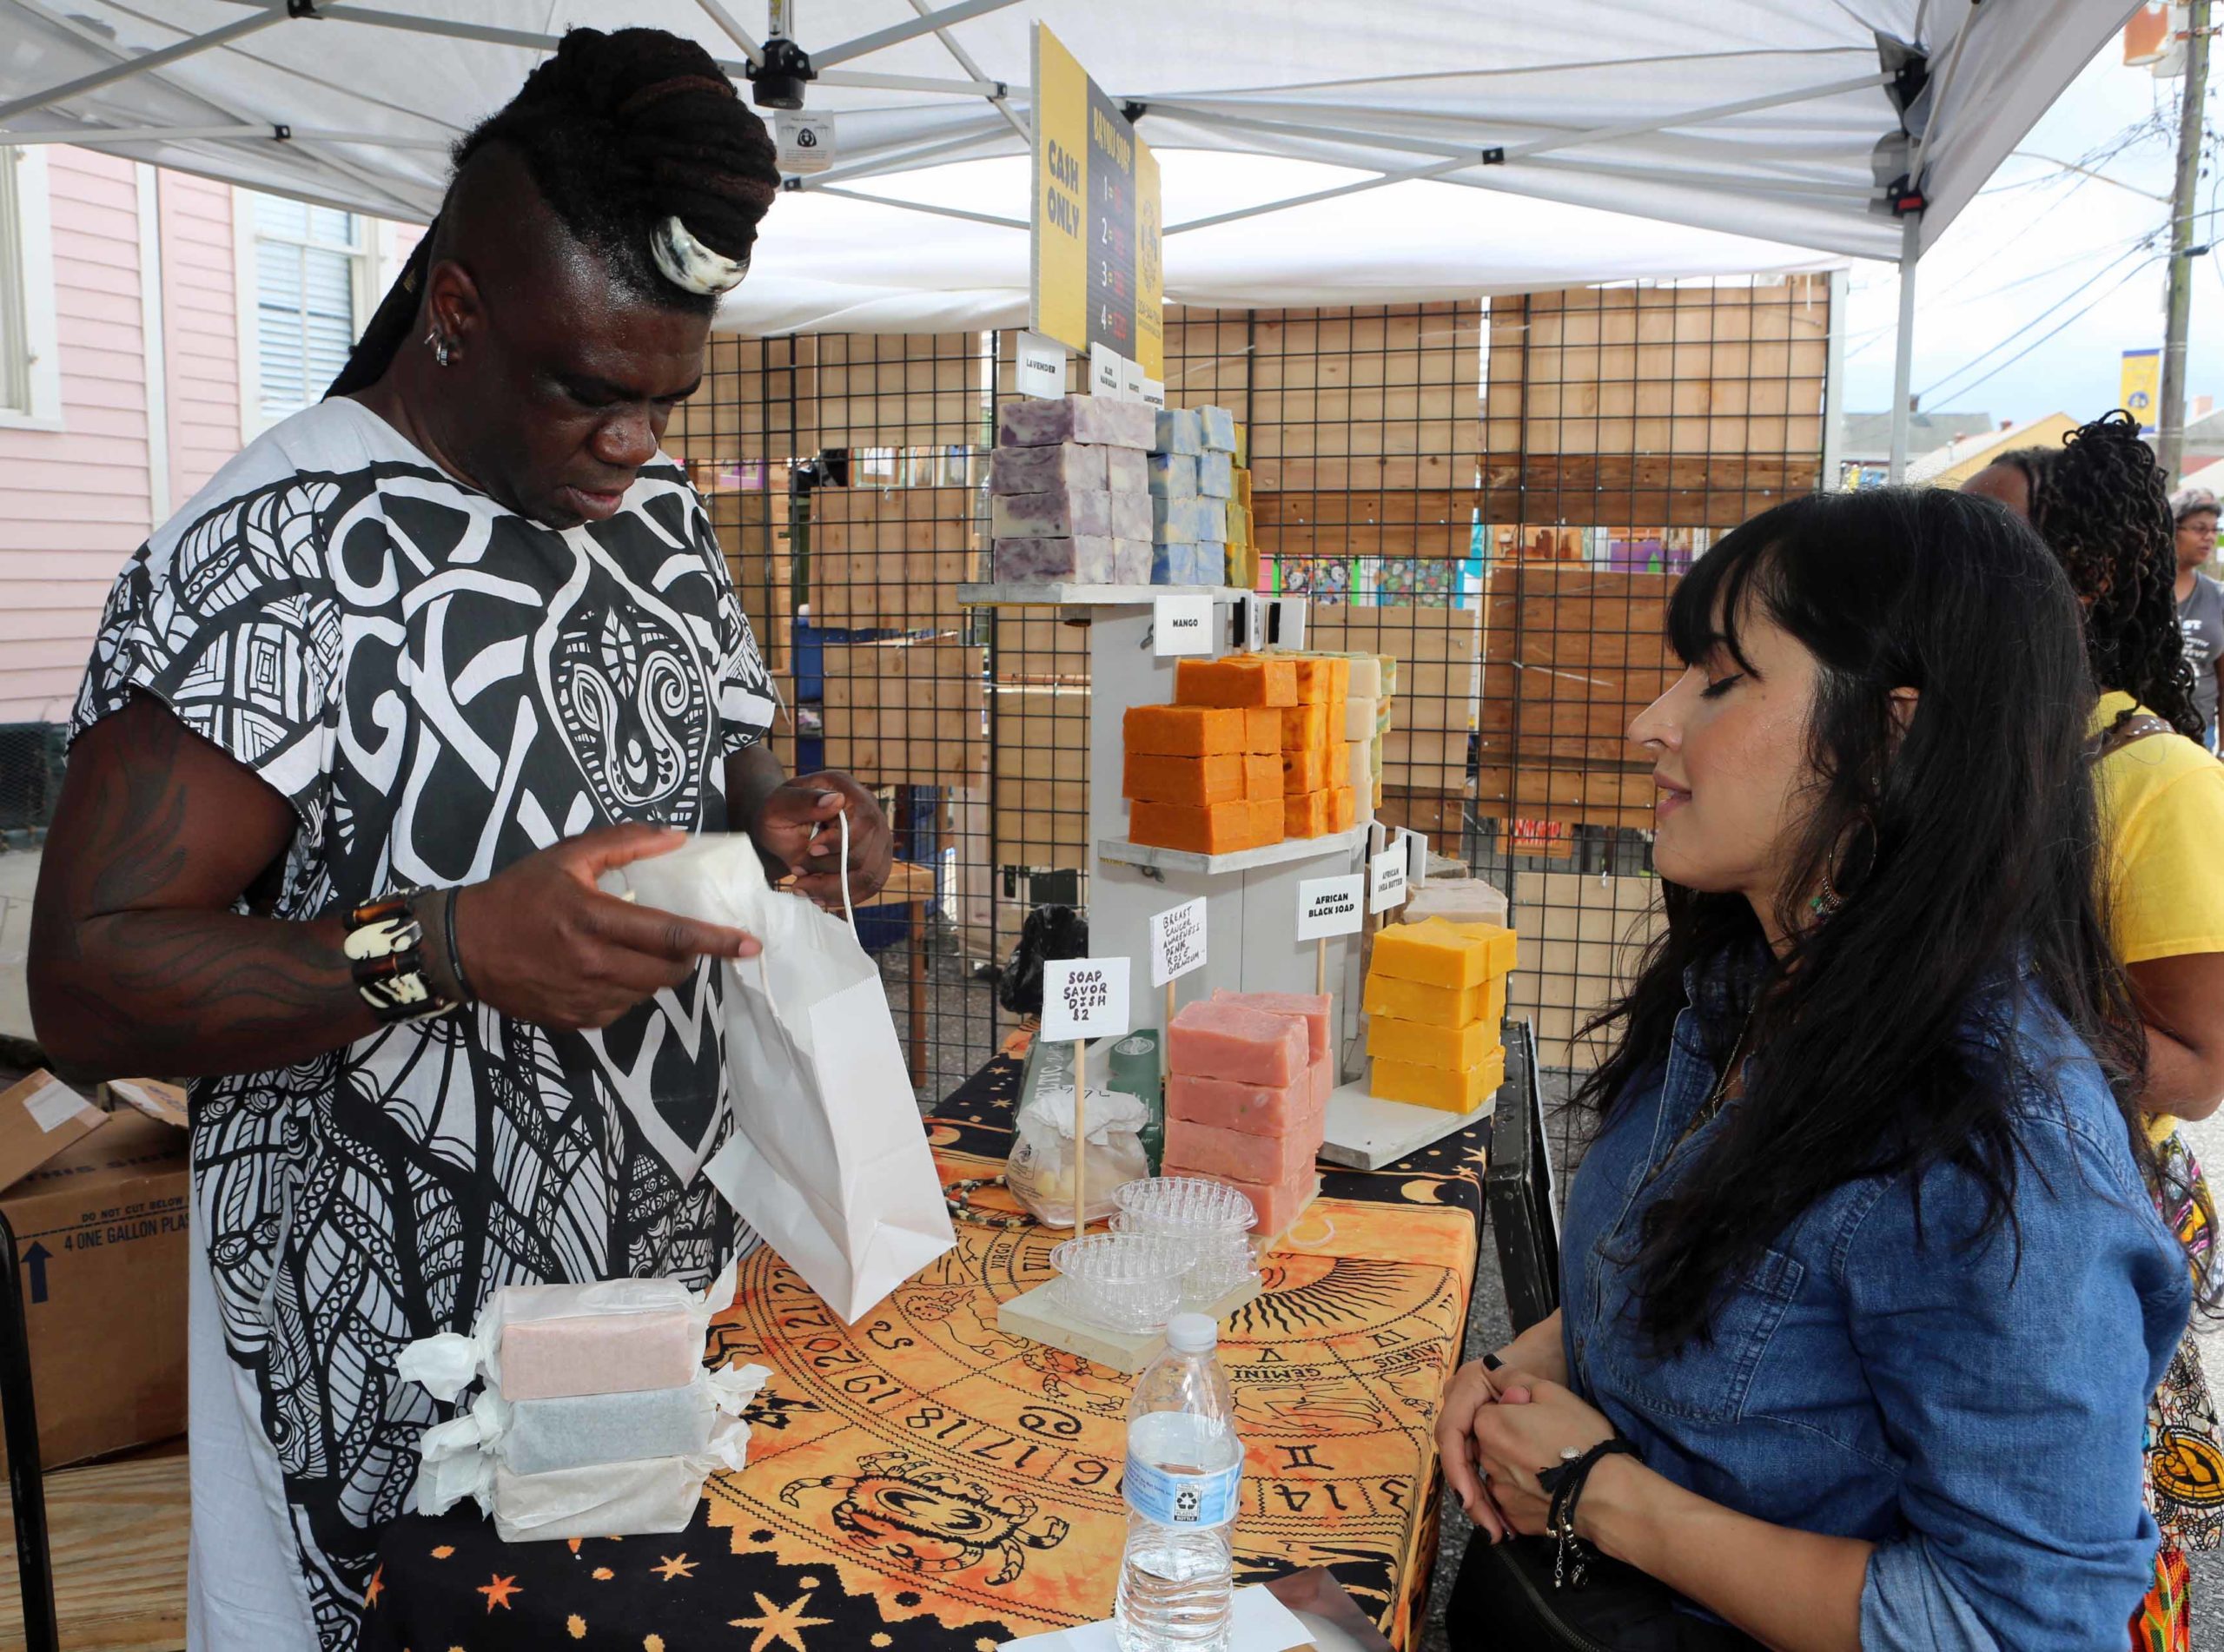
left=1165, top=1312, right=1216, bottom=1353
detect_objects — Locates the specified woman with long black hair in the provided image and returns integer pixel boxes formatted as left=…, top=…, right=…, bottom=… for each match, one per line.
left=1964, top=413, right=2224, bottom=1652
left=1433, top=486, right=2189, bottom=1650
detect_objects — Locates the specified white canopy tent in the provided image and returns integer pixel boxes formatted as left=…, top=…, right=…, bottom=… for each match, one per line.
left=0, top=0, right=2139, bottom=477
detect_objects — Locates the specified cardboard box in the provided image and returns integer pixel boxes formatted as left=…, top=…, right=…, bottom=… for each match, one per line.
left=0, top=1074, right=189, bottom=1470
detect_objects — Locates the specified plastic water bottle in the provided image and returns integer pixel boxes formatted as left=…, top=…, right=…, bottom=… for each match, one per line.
left=1115, top=1312, right=1242, bottom=1652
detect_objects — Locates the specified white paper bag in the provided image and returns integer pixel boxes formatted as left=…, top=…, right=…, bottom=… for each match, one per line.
left=599, top=829, right=956, bottom=1324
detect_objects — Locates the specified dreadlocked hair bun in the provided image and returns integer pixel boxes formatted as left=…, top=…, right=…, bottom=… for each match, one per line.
left=457, top=25, right=779, bottom=308
left=1999, top=410, right=2203, bottom=740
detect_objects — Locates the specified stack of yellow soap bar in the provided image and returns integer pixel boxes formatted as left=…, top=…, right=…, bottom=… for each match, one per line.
left=1362, top=916, right=1519, bottom=1112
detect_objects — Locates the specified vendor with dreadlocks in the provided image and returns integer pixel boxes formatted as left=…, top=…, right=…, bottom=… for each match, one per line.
left=25, top=28, right=891, bottom=1651
left=1965, top=412, right=2224, bottom=1651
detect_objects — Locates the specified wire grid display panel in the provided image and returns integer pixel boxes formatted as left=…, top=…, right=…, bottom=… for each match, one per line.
left=665, top=330, right=1003, bottom=1103
left=1478, top=276, right=1830, bottom=1067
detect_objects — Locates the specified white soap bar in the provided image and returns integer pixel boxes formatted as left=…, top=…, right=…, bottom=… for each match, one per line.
left=1344, top=695, right=1377, bottom=740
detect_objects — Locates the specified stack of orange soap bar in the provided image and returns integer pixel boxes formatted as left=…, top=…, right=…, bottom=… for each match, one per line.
left=1121, top=657, right=1295, bottom=855
left=1274, top=653, right=1354, bottom=837
left=1362, top=917, right=1520, bottom=1113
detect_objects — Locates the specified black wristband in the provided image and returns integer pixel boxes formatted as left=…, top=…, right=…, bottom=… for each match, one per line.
left=442, top=886, right=476, bottom=1004
left=1541, top=1437, right=1638, bottom=1536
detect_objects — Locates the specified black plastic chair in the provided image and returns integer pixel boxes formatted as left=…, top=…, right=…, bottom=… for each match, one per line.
left=0, top=1205, right=58, bottom=1652
left=1485, top=1019, right=1562, bottom=1335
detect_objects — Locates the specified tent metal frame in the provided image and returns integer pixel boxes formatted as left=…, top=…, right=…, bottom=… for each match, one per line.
left=0, top=1, right=2003, bottom=479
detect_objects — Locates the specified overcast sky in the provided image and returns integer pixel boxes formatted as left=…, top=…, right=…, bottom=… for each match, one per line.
left=1842, top=37, right=2219, bottom=428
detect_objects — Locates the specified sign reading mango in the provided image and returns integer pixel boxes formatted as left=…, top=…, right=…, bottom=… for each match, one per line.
left=1029, top=23, right=1162, bottom=380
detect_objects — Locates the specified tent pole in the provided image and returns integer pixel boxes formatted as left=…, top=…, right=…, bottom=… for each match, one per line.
left=811, top=0, right=1026, bottom=70
left=811, top=186, right=1026, bottom=229
left=694, top=0, right=766, bottom=67
left=904, top=0, right=1031, bottom=142
left=1888, top=214, right=1920, bottom=483
left=1167, top=155, right=1479, bottom=235
left=1823, top=268, right=1849, bottom=490
left=0, top=11, right=284, bottom=125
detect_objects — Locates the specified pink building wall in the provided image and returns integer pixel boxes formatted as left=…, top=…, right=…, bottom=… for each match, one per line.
left=0, top=148, right=159, bottom=726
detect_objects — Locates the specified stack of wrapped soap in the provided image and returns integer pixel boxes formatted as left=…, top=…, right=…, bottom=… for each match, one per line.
left=1120, top=654, right=1297, bottom=855
left=400, top=1265, right=771, bottom=1543
left=1363, top=917, right=1519, bottom=1113
left=1225, top=420, right=1258, bottom=590
left=991, top=394, right=1158, bottom=585
left=1275, top=654, right=1356, bottom=838
left=1148, top=405, right=1240, bottom=585
left=1331, top=651, right=1396, bottom=814
left=1162, top=991, right=1333, bottom=1237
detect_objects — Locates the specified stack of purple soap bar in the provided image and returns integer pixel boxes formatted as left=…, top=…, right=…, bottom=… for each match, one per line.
left=991, top=394, right=1156, bottom=585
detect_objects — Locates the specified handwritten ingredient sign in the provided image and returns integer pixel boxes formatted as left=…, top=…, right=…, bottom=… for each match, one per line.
left=1149, top=898, right=1208, bottom=987
left=1042, top=956, right=1132, bottom=1042
left=1297, top=874, right=1367, bottom=940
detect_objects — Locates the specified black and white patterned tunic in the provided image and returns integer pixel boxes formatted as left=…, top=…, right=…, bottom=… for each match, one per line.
left=70, top=399, right=774, bottom=1649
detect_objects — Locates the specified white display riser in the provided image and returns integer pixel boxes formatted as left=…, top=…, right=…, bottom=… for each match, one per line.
left=1081, top=601, right=1369, bottom=1061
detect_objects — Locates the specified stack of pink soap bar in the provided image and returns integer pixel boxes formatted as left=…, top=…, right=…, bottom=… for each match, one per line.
left=1162, top=994, right=1332, bottom=1237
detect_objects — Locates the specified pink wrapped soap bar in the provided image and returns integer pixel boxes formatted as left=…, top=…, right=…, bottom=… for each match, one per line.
left=1168, top=1000, right=1307, bottom=1087
left=1168, top=1072, right=1307, bottom=1138
left=500, top=1309, right=700, bottom=1401
left=1165, top=1115, right=1314, bottom=1186
left=1212, top=990, right=1331, bottom=1061
left=1310, top=1054, right=1333, bottom=1112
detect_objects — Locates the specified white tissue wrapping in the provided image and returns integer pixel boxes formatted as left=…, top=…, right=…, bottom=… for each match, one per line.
left=395, top=1259, right=740, bottom=1405
left=413, top=1362, right=771, bottom=1536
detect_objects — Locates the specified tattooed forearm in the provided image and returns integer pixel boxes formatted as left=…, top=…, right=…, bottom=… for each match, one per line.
left=30, top=696, right=377, bottom=1081
left=45, top=911, right=367, bottom=1078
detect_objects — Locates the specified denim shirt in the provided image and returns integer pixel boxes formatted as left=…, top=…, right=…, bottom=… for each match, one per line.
left=1560, top=960, right=2189, bottom=1649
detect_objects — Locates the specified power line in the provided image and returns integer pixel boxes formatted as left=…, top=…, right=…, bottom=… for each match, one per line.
left=1919, top=254, right=2165, bottom=407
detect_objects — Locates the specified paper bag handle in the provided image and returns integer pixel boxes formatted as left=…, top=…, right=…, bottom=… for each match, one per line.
left=835, top=805, right=856, bottom=936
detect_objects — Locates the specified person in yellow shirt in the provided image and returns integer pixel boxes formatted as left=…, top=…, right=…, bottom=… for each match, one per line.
left=1966, top=411, right=2224, bottom=1652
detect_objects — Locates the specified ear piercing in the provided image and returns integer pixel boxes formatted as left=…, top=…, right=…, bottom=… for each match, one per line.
left=425, top=328, right=453, bottom=367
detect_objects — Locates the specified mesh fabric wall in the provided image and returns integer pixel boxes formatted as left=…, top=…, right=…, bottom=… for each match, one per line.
left=664, top=277, right=1830, bottom=1096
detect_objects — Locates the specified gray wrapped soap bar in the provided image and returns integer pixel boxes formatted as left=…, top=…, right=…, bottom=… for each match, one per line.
left=1154, top=406, right=1204, bottom=456
left=1152, top=496, right=1225, bottom=543
left=1147, top=453, right=1199, bottom=499
left=993, top=536, right=1119, bottom=583
left=1105, top=446, right=1149, bottom=493
left=991, top=442, right=1108, bottom=496
left=1198, top=405, right=1238, bottom=453
left=1197, top=452, right=1235, bottom=499
left=993, top=487, right=1113, bottom=539
left=1110, top=492, right=1153, bottom=542
left=504, top=1384, right=715, bottom=1477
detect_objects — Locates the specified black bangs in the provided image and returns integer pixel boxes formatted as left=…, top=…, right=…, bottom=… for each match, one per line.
left=1666, top=513, right=1777, bottom=675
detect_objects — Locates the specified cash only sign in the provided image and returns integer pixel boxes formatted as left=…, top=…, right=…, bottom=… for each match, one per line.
left=1029, top=23, right=1163, bottom=383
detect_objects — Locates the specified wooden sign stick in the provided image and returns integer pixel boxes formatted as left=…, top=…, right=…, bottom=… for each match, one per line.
left=1072, top=1037, right=1089, bottom=1232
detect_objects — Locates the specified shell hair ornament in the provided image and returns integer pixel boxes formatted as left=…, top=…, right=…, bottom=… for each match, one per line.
left=651, top=215, right=751, bottom=297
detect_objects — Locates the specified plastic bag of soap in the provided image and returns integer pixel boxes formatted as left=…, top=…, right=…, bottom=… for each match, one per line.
left=1007, top=1080, right=1149, bottom=1228
left=418, top=1360, right=773, bottom=1511
left=396, top=1261, right=739, bottom=1406
left=1402, top=877, right=1510, bottom=928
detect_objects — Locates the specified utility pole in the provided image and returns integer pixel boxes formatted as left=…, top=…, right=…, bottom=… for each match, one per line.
left=2160, top=0, right=2213, bottom=484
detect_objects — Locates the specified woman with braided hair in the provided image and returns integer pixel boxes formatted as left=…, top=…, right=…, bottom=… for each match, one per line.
left=31, top=26, right=896, bottom=1651
left=1967, top=414, right=2224, bottom=1652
